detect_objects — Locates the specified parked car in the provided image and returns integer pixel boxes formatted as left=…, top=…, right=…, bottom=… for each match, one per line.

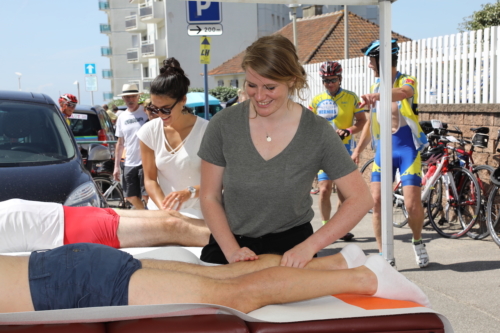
left=68, top=104, right=117, bottom=171
left=0, top=90, right=105, bottom=207
left=186, top=92, right=223, bottom=120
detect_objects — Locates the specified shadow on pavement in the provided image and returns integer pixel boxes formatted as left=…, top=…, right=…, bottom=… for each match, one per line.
left=399, top=260, right=500, bottom=273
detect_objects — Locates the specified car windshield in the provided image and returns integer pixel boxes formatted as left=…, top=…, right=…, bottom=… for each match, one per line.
left=0, top=101, right=76, bottom=166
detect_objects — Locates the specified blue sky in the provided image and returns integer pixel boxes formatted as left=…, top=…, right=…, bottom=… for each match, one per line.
left=0, top=0, right=485, bottom=105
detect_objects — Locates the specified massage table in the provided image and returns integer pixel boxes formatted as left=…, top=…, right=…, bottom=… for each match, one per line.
left=0, top=247, right=453, bottom=332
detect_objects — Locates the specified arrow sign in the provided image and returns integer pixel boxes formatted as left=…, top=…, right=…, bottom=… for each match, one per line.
left=85, top=63, right=96, bottom=75
left=187, top=24, right=223, bottom=36
left=190, top=25, right=202, bottom=34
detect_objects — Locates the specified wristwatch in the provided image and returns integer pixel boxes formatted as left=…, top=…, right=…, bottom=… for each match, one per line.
left=187, top=186, right=196, bottom=199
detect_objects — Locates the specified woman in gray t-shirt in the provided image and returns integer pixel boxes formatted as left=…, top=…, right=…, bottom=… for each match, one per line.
left=198, top=35, right=373, bottom=267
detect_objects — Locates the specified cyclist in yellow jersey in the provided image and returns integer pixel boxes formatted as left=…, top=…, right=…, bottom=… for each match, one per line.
left=58, top=94, right=78, bottom=125
left=353, top=39, right=429, bottom=268
left=309, top=61, right=367, bottom=241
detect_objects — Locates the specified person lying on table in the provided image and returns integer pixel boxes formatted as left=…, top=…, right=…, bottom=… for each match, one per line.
left=0, top=242, right=430, bottom=313
left=0, top=199, right=210, bottom=253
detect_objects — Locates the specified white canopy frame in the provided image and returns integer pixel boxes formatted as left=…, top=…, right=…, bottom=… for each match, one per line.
left=187, top=0, right=397, bottom=263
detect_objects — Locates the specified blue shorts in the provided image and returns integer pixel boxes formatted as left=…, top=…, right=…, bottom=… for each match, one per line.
left=371, top=125, right=422, bottom=186
left=29, top=243, right=142, bottom=311
left=318, top=143, right=352, bottom=182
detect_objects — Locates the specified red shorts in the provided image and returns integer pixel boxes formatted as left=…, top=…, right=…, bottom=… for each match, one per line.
left=63, top=206, right=121, bottom=248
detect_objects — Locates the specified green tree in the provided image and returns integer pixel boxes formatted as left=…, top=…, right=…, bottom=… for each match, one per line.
left=209, top=86, right=238, bottom=102
left=460, top=1, right=500, bottom=31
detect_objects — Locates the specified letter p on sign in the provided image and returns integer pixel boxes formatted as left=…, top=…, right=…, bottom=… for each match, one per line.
left=197, top=1, right=211, bottom=15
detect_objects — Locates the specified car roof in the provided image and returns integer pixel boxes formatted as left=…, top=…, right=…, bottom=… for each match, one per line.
left=73, top=105, right=103, bottom=115
left=0, top=90, right=56, bottom=105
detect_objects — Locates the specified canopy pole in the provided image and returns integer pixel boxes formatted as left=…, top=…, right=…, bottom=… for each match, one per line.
left=378, top=0, right=395, bottom=267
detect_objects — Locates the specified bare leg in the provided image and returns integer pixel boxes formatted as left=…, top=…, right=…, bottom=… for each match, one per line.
left=371, top=182, right=382, bottom=252
left=117, top=216, right=210, bottom=248
left=403, top=185, right=424, bottom=240
left=139, top=247, right=355, bottom=280
left=126, top=196, right=145, bottom=210
left=319, top=179, right=333, bottom=221
left=114, top=209, right=206, bottom=228
left=128, top=265, right=376, bottom=313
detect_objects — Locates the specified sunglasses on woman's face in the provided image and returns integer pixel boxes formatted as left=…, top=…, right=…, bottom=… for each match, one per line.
left=146, top=99, right=179, bottom=115
left=65, top=102, right=77, bottom=108
left=322, top=78, right=339, bottom=84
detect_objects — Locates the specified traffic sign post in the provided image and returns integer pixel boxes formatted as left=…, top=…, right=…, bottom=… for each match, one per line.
left=188, top=24, right=223, bottom=36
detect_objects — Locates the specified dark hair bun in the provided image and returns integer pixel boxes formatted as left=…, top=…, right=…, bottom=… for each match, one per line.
left=159, top=58, right=185, bottom=77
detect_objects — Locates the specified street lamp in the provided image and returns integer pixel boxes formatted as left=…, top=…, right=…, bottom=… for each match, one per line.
left=288, top=4, right=301, bottom=49
left=73, top=81, right=80, bottom=104
left=15, top=72, right=22, bottom=91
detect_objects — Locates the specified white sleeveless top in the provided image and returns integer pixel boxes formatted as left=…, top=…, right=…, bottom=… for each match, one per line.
left=137, top=117, right=209, bottom=218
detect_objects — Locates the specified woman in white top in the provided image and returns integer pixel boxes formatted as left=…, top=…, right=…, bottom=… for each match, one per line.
left=137, top=58, right=209, bottom=219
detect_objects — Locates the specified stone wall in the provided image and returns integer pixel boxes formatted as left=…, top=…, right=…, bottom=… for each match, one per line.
left=355, top=104, right=500, bottom=168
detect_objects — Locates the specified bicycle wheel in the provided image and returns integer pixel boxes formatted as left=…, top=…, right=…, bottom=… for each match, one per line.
left=360, top=158, right=374, bottom=187
left=468, top=165, right=495, bottom=239
left=392, top=182, right=409, bottom=228
left=426, top=167, right=481, bottom=238
left=93, top=177, right=129, bottom=209
left=486, top=185, right=500, bottom=247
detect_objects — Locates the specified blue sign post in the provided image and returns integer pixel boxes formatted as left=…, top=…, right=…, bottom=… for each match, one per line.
left=186, top=2, right=222, bottom=120
left=186, top=1, right=221, bottom=24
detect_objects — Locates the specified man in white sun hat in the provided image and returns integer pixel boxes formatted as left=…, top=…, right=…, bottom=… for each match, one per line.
left=113, top=83, right=149, bottom=209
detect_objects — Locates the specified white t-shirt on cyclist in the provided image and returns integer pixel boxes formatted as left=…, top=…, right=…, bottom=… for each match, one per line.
left=137, top=116, right=208, bottom=217
left=115, top=105, right=148, bottom=167
left=0, top=199, right=64, bottom=253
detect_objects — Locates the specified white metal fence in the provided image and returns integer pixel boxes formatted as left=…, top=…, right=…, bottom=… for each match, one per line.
left=299, top=26, right=500, bottom=106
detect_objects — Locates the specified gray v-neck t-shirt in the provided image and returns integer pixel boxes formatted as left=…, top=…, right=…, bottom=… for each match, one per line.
left=198, top=100, right=357, bottom=237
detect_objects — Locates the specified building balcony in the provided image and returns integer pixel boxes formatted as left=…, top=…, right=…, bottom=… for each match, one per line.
left=98, top=1, right=109, bottom=11
left=141, top=39, right=166, bottom=58
left=101, top=46, right=112, bottom=57
left=102, top=70, right=113, bottom=79
left=126, top=48, right=147, bottom=63
left=100, top=24, right=111, bottom=34
left=142, top=79, right=153, bottom=92
left=103, top=92, right=114, bottom=100
left=125, top=14, right=146, bottom=32
left=139, top=1, right=164, bottom=24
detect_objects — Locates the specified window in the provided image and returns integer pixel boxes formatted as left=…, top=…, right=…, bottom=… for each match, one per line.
left=218, top=80, right=224, bottom=87
left=272, top=14, right=275, bottom=26
left=277, top=16, right=280, bottom=27
left=230, top=79, right=238, bottom=88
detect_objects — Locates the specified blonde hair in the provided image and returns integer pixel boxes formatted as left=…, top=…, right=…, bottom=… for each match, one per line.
left=241, top=35, right=308, bottom=100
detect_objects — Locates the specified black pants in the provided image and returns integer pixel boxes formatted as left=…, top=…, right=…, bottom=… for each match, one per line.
left=200, top=222, right=315, bottom=264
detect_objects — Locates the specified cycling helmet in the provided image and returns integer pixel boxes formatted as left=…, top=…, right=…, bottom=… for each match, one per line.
left=319, top=61, right=342, bottom=77
left=59, top=93, right=78, bottom=105
left=361, top=39, right=400, bottom=57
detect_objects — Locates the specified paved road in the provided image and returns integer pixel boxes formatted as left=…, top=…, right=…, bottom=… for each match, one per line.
left=311, top=192, right=500, bottom=333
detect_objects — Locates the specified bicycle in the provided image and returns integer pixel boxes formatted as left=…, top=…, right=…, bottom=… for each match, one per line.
left=84, top=144, right=131, bottom=209
left=486, top=129, right=500, bottom=247
left=446, top=126, right=494, bottom=240
left=424, top=124, right=482, bottom=238
left=361, top=122, right=482, bottom=238
left=93, top=177, right=131, bottom=209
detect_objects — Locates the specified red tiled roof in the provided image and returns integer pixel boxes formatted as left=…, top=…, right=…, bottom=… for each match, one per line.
left=209, top=10, right=412, bottom=76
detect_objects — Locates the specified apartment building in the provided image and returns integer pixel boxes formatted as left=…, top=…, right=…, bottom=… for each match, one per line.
left=99, top=1, right=379, bottom=101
